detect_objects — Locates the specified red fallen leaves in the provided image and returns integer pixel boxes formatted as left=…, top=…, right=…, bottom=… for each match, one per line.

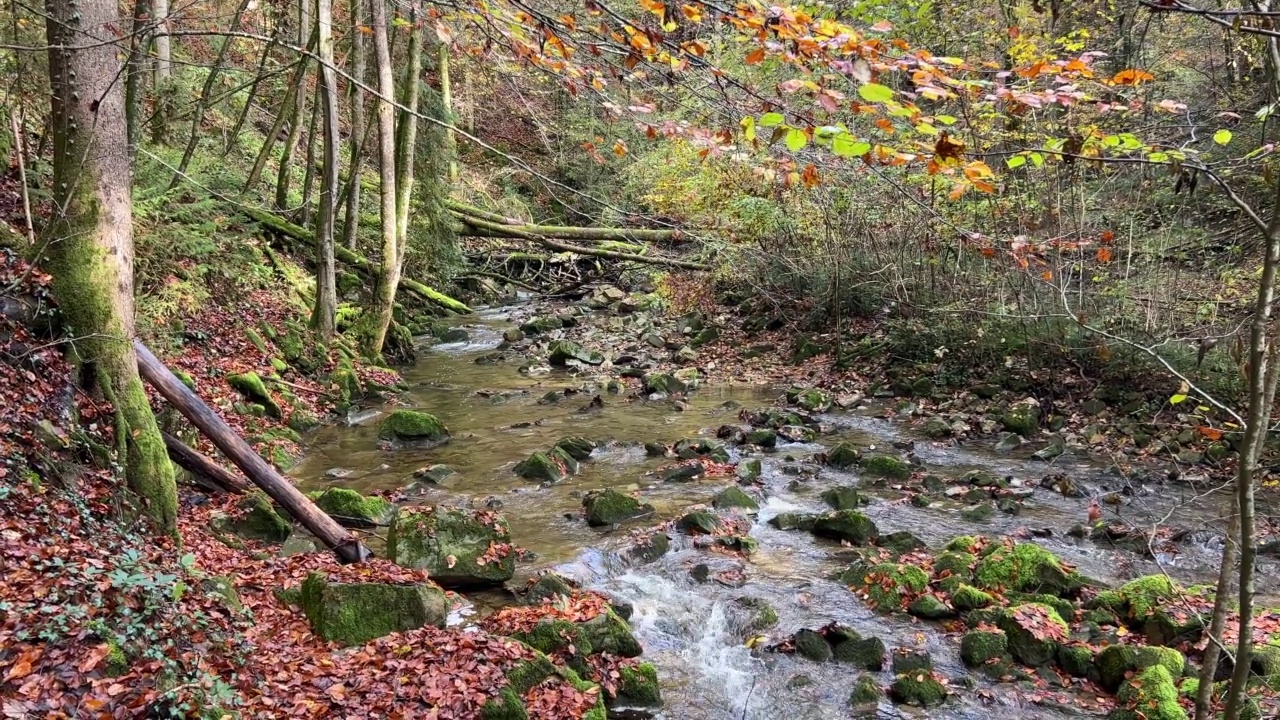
left=482, top=594, right=612, bottom=636
left=1011, top=603, right=1069, bottom=643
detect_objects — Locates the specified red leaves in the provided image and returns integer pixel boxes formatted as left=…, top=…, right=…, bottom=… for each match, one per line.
left=1011, top=604, right=1068, bottom=643
left=483, top=594, right=612, bottom=636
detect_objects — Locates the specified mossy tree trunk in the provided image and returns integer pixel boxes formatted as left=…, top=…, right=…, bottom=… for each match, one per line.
left=393, top=3, right=423, bottom=251
left=123, top=0, right=152, bottom=158
left=362, top=0, right=400, bottom=358
left=312, top=0, right=340, bottom=340
left=340, top=0, right=367, bottom=250
left=43, top=0, right=178, bottom=532
left=439, top=42, right=457, bottom=182
left=275, top=0, right=314, bottom=212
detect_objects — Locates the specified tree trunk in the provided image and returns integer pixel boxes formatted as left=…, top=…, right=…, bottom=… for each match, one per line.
left=43, top=0, right=178, bottom=532
left=341, top=0, right=368, bottom=250
left=275, top=0, right=315, bottom=212
left=162, top=432, right=251, bottom=494
left=225, top=24, right=283, bottom=155
left=1194, top=510, right=1239, bottom=720
left=439, top=42, right=457, bottom=182
left=313, top=0, right=340, bottom=340
left=150, top=0, right=174, bottom=144
left=171, top=0, right=252, bottom=189
left=364, top=0, right=401, bottom=358
left=393, top=1, right=423, bottom=257
left=243, top=31, right=314, bottom=192
left=297, top=98, right=321, bottom=224
left=124, top=0, right=152, bottom=157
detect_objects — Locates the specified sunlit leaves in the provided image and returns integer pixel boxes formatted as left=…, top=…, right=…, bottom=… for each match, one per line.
left=785, top=128, right=809, bottom=151
left=857, top=83, right=894, bottom=103
left=832, top=133, right=871, bottom=158
left=1006, top=155, right=1026, bottom=169
left=759, top=112, right=785, bottom=128
left=1214, top=129, right=1233, bottom=145
left=745, top=48, right=765, bottom=64
left=1111, top=68, right=1155, bottom=86
left=740, top=116, right=756, bottom=142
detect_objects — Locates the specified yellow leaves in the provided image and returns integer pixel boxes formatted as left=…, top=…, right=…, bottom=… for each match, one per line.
left=934, top=132, right=965, bottom=163
left=640, top=0, right=666, bottom=21
left=1112, top=68, right=1155, bottom=86
left=680, top=3, right=703, bottom=23
left=681, top=40, right=707, bottom=57
left=612, top=139, right=629, bottom=157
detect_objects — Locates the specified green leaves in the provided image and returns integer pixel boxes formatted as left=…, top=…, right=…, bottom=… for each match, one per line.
left=1169, top=393, right=1189, bottom=405
left=1006, top=155, right=1026, bottom=169
left=1213, top=129, right=1233, bottom=146
left=832, top=133, right=871, bottom=158
left=759, top=112, right=785, bottom=127
left=857, top=83, right=893, bottom=103
left=785, top=128, right=808, bottom=151
left=740, top=116, right=756, bottom=141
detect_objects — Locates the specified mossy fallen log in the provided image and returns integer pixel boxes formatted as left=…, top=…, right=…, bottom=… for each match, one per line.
left=457, top=216, right=708, bottom=271
left=243, top=207, right=471, bottom=314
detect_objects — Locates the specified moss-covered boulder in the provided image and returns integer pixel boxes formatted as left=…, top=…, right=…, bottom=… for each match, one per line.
left=1109, top=665, right=1186, bottom=720
left=861, top=454, right=911, bottom=480
left=745, top=429, right=777, bottom=448
left=787, top=387, right=834, bottom=412
left=308, top=488, right=393, bottom=528
left=298, top=571, right=447, bottom=646
left=674, top=438, right=729, bottom=462
left=934, top=551, right=977, bottom=579
left=387, top=507, right=515, bottom=587
left=960, top=629, right=1010, bottom=668
left=998, top=603, right=1069, bottom=666
left=524, top=572, right=576, bottom=605
left=908, top=594, right=954, bottom=620
left=952, top=584, right=995, bottom=611
left=548, top=340, right=604, bottom=366
left=514, top=449, right=575, bottom=483
left=793, top=629, right=834, bottom=662
left=768, top=512, right=818, bottom=531
left=630, top=533, right=671, bottom=563
left=515, top=609, right=643, bottom=659
left=614, top=662, right=661, bottom=706
left=555, top=437, right=598, bottom=461
left=1057, top=643, right=1095, bottom=678
left=676, top=509, right=721, bottom=535
left=821, top=486, right=869, bottom=510
left=643, top=372, right=686, bottom=395
left=733, top=596, right=779, bottom=633
left=974, top=542, right=1082, bottom=596
left=227, top=372, right=282, bottom=418
left=827, top=442, right=862, bottom=469
left=1092, top=575, right=1203, bottom=646
left=520, top=316, right=563, bottom=335
left=1095, top=644, right=1186, bottom=693
left=832, top=634, right=886, bottom=670
left=583, top=488, right=654, bottom=526
left=378, top=410, right=450, bottom=445
left=889, top=671, right=947, bottom=708
left=859, top=563, right=929, bottom=612
left=811, top=510, right=879, bottom=545
left=713, top=486, right=759, bottom=511
left=879, top=531, right=927, bottom=557
left=1002, top=401, right=1041, bottom=437
left=849, top=674, right=882, bottom=706
left=227, top=493, right=292, bottom=542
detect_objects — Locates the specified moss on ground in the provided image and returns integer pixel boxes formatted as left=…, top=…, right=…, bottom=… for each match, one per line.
left=298, top=572, right=447, bottom=646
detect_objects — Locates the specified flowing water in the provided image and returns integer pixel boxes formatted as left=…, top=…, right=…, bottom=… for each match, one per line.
left=290, top=305, right=1280, bottom=720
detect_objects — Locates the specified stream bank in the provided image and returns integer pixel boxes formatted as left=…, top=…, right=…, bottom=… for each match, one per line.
left=290, top=295, right=1280, bottom=719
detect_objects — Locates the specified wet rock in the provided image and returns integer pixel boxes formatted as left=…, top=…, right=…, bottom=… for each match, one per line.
left=907, top=594, right=953, bottom=619
left=502, top=328, right=525, bottom=342
left=922, top=416, right=952, bottom=439
left=933, top=550, right=977, bottom=579
left=584, top=489, right=654, bottom=526
left=745, top=429, right=777, bottom=447
left=889, top=673, right=945, bottom=707
left=1002, top=399, right=1041, bottom=437
left=614, top=662, right=662, bottom=707
left=999, top=603, right=1068, bottom=666
left=308, top=488, right=393, bottom=528
left=826, top=442, right=862, bottom=469
left=879, top=530, right=927, bottom=556
left=1109, top=665, right=1183, bottom=720
left=833, top=633, right=886, bottom=670
left=643, top=372, right=686, bottom=395
left=325, top=468, right=356, bottom=479
left=849, top=674, right=882, bottom=707
left=811, top=510, right=879, bottom=545
left=994, top=432, right=1022, bottom=453
left=952, top=584, right=995, bottom=610
left=793, top=629, right=834, bottom=662
left=768, top=512, right=818, bottom=531
left=662, top=462, right=705, bottom=482
left=1032, top=435, right=1066, bottom=461
left=387, top=506, right=515, bottom=587
left=712, top=486, right=759, bottom=511
left=1040, top=472, right=1087, bottom=498
left=733, top=596, right=778, bottom=633
left=821, top=486, right=869, bottom=510
left=555, top=437, right=598, bottom=461
left=858, top=563, right=929, bottom=611
left=974, top=542, right=1082, bottom=596
left=513, top=607, right=643, bottom=659
left=299, top=572, right=446, bottom=646
left=787, top=386, right=834, bottom=412
left=777, top=425, right=816, bottom=443
left=736, top=458, right=762, bottom=483
left=676, top=509, right=721, bottom=535
left=548, top=340, right=604, bottom=366
left=1095, top=644, right=1185, bottom=693
left=860, top=454, right=910, bottom=479
left=378, top=410, right=450, bottom=445
left=630, top=533, right=670, bottom=563
left=519, top=316, right=563, bottom=335
left=961, top=629, right=1010, bottom=668
left=439, top=327, right=469, bottom=343
left=523, top=572, right=576, bottom=605
left=674, top=438, right=729, bottom=462
left=689, top=564, right=710, bottom=583
left=1057, top=643, right=1095, bottom=678
left=891, top=647, right=933, bottom=675
left=514, top=450, right=573, bottom=483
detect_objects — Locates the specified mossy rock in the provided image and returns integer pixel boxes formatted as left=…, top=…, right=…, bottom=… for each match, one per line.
left=944, top=536, right=983, bottom=553
left=827, top=442, right=862, bottom=469
left=934, top=551, right=977, bottom=580
left=298, top=572, right=447, bottom=646
left=860, top=563, right=929, bottom=612
left=892, top=647, right=933, bottom=675
left=524, top=572, right=576, bottom=605
left=643, top=372, right=686, bottom=395
left=793, top=629, right=834, bottom=663
left=308, top=488, right=393, bottom=528
left=811, top=510, right=879, bottom=545
left=734, top=596, right=779, bottom=633
left=833, top=635, right=886, bottom=670
left=736, top=458, right=762, bottom=481
left=514, top=609, right=643, bottom=659
left=744, top=429, right=777, bottom=447
left=514, top=450, right=573, bottom=483
left=387, top=507, right=515, bottom=587
left=288, top=410, right=321, bottom=433
left=1109, top=665, right=1186, bottom=720
left=821, top=486, right=869, bottom=510
left=479, top=652, right=558, bottom=720
left=227, top=372, right=282, bottom=418
left=583, top=488, right=654, bottom=527
left=879, top=530, right=927, bottom=557
left=787, top=387, right=834, bottom=412
left=960, top=629, right=1009, bottom=668
left=229, top=493, right=291, bottom=542
left=614, top=662, right=661, bottom=706
left=1095, top=644, right=1186, bottom=693
left=1116, top=575, right=1178, bottom=620
left=555, top=437, right=598, bottom=461
left=769, top=512, right=818, bottom=531
left=629, top=533, right=671, bottom=563
left=952, top=584, right=995, bottom=611
left=378, top=410, right=450, bottom=444
left=676, top=509, right=721, bottom=535
left=889, top=671, right=946, bottom=708
left=908, top=594, right=954, bottom=620
left=674, top=438, right=729, bottom=462
left=548, top=340, right=604, bottom=366
left=713, top=486, right=759, bottom=511
left=1002, top=403, right=1041, bottom=437
left=1007, top=592, right=1076, bottom=626
left=849, top=674, right=882, bottom=706
left=974, top=542, right=1082, bottom=596
left=861, top=454, right=910, bottom=480
left=519, top=316, right=563, bottom=335
left=1057, top=643, right=1095, bottom=678
left=998, top=603, right=1068, bottom=666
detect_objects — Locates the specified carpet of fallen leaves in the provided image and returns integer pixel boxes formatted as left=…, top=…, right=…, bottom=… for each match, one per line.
left=1, top=253, right=607, bottom=720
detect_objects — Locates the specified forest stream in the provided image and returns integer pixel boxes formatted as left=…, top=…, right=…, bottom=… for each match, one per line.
left=289, top=305, right=1280, bottom=720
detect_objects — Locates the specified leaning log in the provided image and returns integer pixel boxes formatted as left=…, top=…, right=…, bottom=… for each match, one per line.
left=242, top=207, right=472, bottom=314
left=447, top=208, right=681, bottom=243
left=458, top=216, right=710, bottom=271
left=163, top=431, right=251, bottom=494
left=135, top=341, right=370, bottom=563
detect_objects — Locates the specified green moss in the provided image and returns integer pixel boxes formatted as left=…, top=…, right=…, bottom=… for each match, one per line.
left=643, top=372, right=686, bottom=395
left=514, top=450, right=571, bottom=483
left=713, top=486, right=759, bottom=511
left=998, top=603, right=1068, bottom=666
left=793, top=629, right=834, bottom=662
left=227, top=372, right=282, bottom=418
left=734, top=596, right=779, bottom=633
left=812, top=510, right=879, bottom=545
left=908, top=594, right=953, bottom=619
left=104, top=638, right=128, bottom=676
left=387, top=507, right=515, bottom=587
left=974, top=542, right=1081, bottom=596
left=1057, top=644, right=1095, bottom=677
left=520, top=316, right=563, bottom=335
left=548, top=340, right=604, bottom=366
left=1007, top=592, right=1075, bottom=625
left=481, top=652, right=559, bottom=720
left=960, top=630, right=1009, bottom=668
left=833, top=636, right=886, bottom=670
left=288, top=410, right=321, bottom=433
left=230, top=493, right=292, bottom=542
left=889, top=672, right=946, bottom=708
left=934, top=551, right=977, bottom=580
left=861, top=454, right=910, bottom=479
left=1094, top=644, right=1184, bottom=694
left=524, top=573, right=575, bottom=605
left=676, top=509, right=721, bottom=534
left=827, top=442, right=862, bottom=468
left=849, top=674, right=881, bottom=706
left=309, top=488, right=392, bottom=528
left=584, top=488, right=652, bottom=526
left=944, top=536, right=983, bottom=553
left=298, top=572, right=447, bottom=646
left=378, top=410, right=449, bottom=443
left=616, top=662, right=661, bottom=705
left=173, top=369, right=196, bottom=390
left=554, top=437, right=597, bottom=461
left=745, top=429, right=777, bottom=447
left=1110, top=665, right=1186, bottom=720
left=821, top=486, right=869, bottom=510
left=514, top=610, right=642, bottom=659
left=952, top=584, right=995, bottom=611
left=787, top=387, right=834, bottom=412
left=768, top=512, right=818, bottom=531
left=1118, top=575, right=1178, bottom=620
left=245, top=327, right=270, bottom=354
left=860, top=562, right=929, bottom=612
left=1002, top=404, right=1041, bottom=437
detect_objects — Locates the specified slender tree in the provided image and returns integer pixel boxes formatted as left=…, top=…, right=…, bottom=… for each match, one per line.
left=276, top=0, right=314, bottom=211
left=313, top=0, right=340, bottom=339
left=341, top=0, right=368, bottom=250
left=393, top=1, right=423, bottom=248
left=363, top=0, right=400, bottom=357
left=43, top=0, right=178, bottom=531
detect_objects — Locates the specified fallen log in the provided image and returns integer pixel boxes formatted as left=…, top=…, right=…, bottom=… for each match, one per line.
left=242, top=207, right=472, bottom=314
left=163, top=431, right=252, bottom=494
left=458, top=216, right=710, bottom=271
left=444, top=199, right=523, bottom=226
left=448, top=209, right=681, bottom=243
left=135, top=341, right=370, bottom=564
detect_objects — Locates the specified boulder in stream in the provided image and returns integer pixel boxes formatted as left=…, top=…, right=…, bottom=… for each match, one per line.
left=674, top=438, right=729, bottom=462
left=998, top=603, right=1068, bottom=666
left=826, top=441, right=862, bottom=469
left=1109, top=664, right=1183, bottom=720
left=768, top=512, right=819, bottom=531
left=298, top=571, right=447, bottom=646
left=520, top=316, right=563, bottom=335
left=974, top=541, right=1083, bottom=596
left=614, top=661, right=662, bottom=707
left=821, top=486, right=868, bottom=510
left=786, top=386, right=834, bottom=412
left=849, top=674, right=882, bottom=707
left=860, top=453, right=911, bottom=480
left=378, top=410, right=450, bottom=445
left=386, top=506, right=515, bottom=587
left=643, top=372, right=687, bottom=395
left=548, top=340, right=604, bottom=366
left=514, top=448, right=577, bottom=483
left=888, top=650, right=947, bottom=707
left=1094, top=644, right=1185, bottom=693
left=811, top=510, right=879, bottom=545
left=960, top=629, right=1010, bottom=668
left=733, top=596, right=779, bottom=633
left=308, top=488, right=393, bottom=528
left=858, top=562, right=929, bottom=612
left=583, top=488, right=654, bottom=526
left=676, top=509, right=721, bottom=535
left=712, top=486, right=759, bottom=512
left=555, top=437, right=598, bottom=461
